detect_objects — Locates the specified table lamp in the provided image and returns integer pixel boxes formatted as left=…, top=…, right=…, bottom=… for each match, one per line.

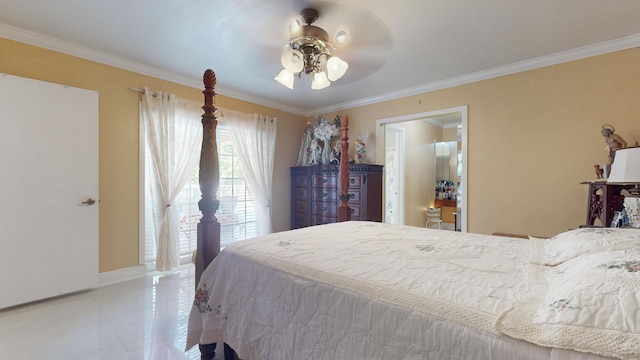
left=607, top=147, right=640, bottom=227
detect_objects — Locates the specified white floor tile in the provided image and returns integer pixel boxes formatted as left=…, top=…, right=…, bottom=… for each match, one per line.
left=0, top=266, right=202, bottom=360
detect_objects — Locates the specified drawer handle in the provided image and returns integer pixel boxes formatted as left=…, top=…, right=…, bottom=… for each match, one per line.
left=322, top=192, right=327, bottom=198
left=350, top=178, right=355, bottom=184
left=351, top=208, right=355, bottom=214
left=350, top=194, right=355, bottom=199
left=322, top=178, right=328, bottom=184
left=322, top=206, right=327, bottom=211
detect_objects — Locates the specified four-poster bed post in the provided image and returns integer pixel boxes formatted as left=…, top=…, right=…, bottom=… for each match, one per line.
left=193, top=70, right=351, bottom=360
left=195, top=69, right=221, bottom=360
left=195, top=69, right=221, bottom=289
left=337, top=115, right=351, bottom=222
left=192, top=69, right=243, bottom=360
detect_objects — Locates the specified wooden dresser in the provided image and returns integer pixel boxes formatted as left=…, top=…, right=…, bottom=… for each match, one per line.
left=291, top=164, right=383, bottom=229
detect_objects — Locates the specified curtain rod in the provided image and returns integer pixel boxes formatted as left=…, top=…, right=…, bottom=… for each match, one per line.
left=129, top=87, right=158, bottom=97
left=130, top=88, right=277, bottom=122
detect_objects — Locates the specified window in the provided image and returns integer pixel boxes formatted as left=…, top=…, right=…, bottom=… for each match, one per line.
left=145, top=125, right=257, bottom=266
left=216, top=125, right=258, bottom=246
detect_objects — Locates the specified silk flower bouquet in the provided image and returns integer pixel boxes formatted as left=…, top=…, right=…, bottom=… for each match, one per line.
left=313, top=116, right=340, bottom=142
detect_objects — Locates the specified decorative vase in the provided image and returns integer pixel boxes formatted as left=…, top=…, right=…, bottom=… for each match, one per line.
left=321, top=139, right=331, bottom=165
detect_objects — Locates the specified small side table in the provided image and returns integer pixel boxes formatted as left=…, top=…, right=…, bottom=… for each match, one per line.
left=581, top=181, right=634, bottom=227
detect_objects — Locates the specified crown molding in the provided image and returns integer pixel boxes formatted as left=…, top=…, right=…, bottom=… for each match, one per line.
left=310, top=32, right=640, bottom=116
left=424, top=118, right=446, bottom=129
left=2, top=22, right=639, bottom=118
left=0, top=22, right=307, bottom=116
left=0, top=23, right=202, bottom=87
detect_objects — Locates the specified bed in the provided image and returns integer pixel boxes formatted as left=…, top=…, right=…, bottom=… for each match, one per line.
left=187, top=70, right=640, bottom=360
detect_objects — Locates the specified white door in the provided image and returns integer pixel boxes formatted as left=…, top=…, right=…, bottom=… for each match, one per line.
left=0, top=74, right=99, bottom=309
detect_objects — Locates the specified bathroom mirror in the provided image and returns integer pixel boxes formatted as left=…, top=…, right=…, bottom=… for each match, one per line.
left=435, top=141, right=457, bottom=181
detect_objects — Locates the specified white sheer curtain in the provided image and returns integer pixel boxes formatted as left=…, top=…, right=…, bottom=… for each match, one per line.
left=142, top=88, right=202, bottom=271
left=219, top=109, right=277, bottom=236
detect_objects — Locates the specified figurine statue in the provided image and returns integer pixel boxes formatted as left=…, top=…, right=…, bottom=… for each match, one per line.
left=353, top=129, right=369, bottom=164
left=296, top=122, right=313, bottom=166
left=309, top=138, right=321, bottom=165
left=329, top=140, right=341, bottom=165
left=594, top=164, right=604, bottom=179
left=601, top=124, right=627, bottom=165
left=354, top=139, right=367, bottom=164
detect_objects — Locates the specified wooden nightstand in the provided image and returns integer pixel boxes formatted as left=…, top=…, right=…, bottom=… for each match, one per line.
left=581, top=181, right=635, bottom=227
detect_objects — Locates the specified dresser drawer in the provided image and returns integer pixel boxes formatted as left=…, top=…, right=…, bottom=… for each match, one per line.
left=294, top=187, right=309, bottom=200
left=294, top=200, right=309, bottom=214
left=312, top=202, right=337, bottom=216
left=312, top=215, right=336, bottom=226
left=312, top=175, right=337, bottom=187
left=349, top=206, right=361, bottom=218
left=347, top=190, right=361, bottom=203
left=312, top=188, right=337, bottom=202
left=293, top=214, right=310, bottom=228
left=294, top=175, right=310, bottom=187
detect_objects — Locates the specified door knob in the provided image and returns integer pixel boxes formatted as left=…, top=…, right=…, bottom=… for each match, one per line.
left=81, top=198, right=96, bottom=205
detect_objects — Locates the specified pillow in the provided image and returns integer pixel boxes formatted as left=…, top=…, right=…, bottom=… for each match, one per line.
left=530, top=227, right=640, bottom=266
left=498, top=249, right=640, bottom=359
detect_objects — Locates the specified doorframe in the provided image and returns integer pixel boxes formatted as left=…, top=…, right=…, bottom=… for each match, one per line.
left=384, top=124, right=405, bottom=224
left=376, top=105, right=468, bottom=232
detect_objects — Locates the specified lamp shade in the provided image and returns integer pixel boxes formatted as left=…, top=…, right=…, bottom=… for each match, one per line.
left=281, top=46, right=304, bottom=73
left=327, top=56, right=348, bottom=81
left=311, top=71, right=330, bottom=90
left=607, top=147, right=640, bottom=183
left=274, top=69, right=295, bottom=90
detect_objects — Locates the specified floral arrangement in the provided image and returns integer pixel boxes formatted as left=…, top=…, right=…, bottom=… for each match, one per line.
left=313, top=115, right=340, bottom=142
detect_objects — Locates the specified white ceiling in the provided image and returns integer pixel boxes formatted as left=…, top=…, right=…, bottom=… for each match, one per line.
left=1, top=0, right=640, bottom=116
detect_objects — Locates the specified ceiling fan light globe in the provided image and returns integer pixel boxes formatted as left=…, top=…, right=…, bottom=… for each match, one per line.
left=335, top=30, right=347, bottom=45
left=281, top=48, right=304, bottom=73
left=327, top=56, right=348, bottom=81
left=289, top=18, right=301, bottom=34
left=311, top=71, right=330, bottom=90
left=275, top=69, right=295, bottom=89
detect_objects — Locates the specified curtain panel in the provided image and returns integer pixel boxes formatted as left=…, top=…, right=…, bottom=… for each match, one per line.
left=142, top=89, right=202, bottom=271
left=219, top=109, right=277, bottom=236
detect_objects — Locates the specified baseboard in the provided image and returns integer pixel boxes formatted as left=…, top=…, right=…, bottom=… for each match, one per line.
left=99, top=265, right=147, bottom=287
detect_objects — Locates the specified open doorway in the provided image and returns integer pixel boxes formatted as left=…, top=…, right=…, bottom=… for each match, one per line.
left=376, top=106, right=468, bottom=232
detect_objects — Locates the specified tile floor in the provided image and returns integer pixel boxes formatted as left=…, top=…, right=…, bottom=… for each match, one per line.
left=0, top=266, right=215, bottom=359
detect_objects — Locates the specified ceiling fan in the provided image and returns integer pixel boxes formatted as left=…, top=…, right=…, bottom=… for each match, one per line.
left=274, top=8, right=349, bottom=90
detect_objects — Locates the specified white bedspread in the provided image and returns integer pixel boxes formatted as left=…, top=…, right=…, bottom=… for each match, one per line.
left=187, top=221, right=615, bottom=360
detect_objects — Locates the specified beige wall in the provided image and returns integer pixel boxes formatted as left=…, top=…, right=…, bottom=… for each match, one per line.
left=3, top=36, right=639, bottom=273
left=443, top=127, right=458, bottom=142
left=321, top=48, right=640, bottom=237
left=0, top=38, right=305, bottom=273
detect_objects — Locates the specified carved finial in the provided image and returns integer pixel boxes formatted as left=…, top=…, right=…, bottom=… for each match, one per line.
left=203, top=69, right=217, bottom=89
left=202, top=69, right=217, bottom=108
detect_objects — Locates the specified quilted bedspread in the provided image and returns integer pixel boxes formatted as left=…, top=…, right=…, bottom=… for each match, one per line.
left=186, top=221, right=625, bottom=360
